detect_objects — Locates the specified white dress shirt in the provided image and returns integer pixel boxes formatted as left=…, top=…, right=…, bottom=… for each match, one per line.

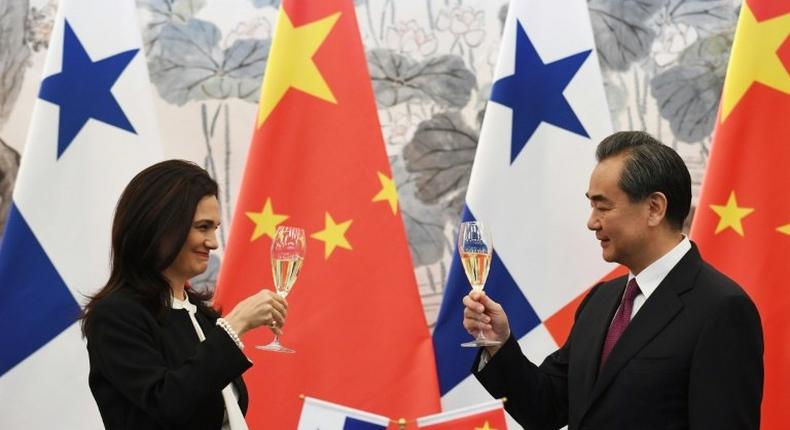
left=627, top=236, right=691, bottom=320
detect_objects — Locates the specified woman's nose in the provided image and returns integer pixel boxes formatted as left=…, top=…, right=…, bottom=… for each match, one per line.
left=204, top=233, right=219, bottom=250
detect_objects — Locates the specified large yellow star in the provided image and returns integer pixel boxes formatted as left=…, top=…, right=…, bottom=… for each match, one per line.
left=710, top=191, right=755, bottom=236
left=372, top=171, right=399, bottom=214
left=256, top=9, right=341, bottom=127
left=778, top=223, right=790, bottom=236
left=719, top=4, right=790, bottom=121
left=246, top=198, right=289, bottom=241
left=311, top=212, right=352, bottom=258
left=475, top=421, right=497, bottom=430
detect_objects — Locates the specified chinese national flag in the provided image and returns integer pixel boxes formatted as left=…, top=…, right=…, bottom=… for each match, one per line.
left=416, top=400, right=508, bottom=430
left=418, top=412, right=507, bottom=430
left=689, top=1, right=790, bottom=428
left=214, top=0, right=440, bottom=428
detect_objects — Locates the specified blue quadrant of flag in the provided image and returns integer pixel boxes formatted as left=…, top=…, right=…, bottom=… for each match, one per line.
left=343, top=417, right=387, bottom=430
left=0, top=205, right=81, bottom=376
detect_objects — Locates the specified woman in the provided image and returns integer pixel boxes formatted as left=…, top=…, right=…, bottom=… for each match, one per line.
left=82, top=160, right=285, bottom=430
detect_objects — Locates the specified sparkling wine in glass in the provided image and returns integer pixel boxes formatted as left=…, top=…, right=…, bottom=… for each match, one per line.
left=458, top=221, right=500, bottom=347
left=257, top=225, right=305, bottom=353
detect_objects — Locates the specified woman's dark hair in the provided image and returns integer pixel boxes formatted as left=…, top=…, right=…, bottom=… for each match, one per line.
left=596, top=131, right=692, bottom=230
left=81, top=160, right=219, bottom=336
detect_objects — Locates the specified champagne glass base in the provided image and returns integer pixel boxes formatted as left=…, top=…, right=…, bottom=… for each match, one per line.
left=461, top=339, right=502, bottom=348
left=256, top=344, right=295, bottom=353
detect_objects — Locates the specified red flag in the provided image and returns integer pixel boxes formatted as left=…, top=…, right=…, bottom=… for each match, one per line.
left=215, top=0, right=441, bottom=427
left=689, top=1, right=790, bottom=427
left=416, top=400, right=508, bottom=429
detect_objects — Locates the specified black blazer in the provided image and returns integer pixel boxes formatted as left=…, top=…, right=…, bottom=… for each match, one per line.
left=474, top=244, right=763, bottom=430
left=86, top=291, right=252, bottom=430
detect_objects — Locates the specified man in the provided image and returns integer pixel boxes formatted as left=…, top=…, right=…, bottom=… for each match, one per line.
left=463, top=131, right=763, bottom=429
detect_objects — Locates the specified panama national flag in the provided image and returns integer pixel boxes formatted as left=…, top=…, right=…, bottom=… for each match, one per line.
left=0, top=0, right=162, bottom=427
left=214, top=0, right=440, bottom=427
left=416, top=399, right=508, bottom=429
left=689, top=1, right=790, bottom=427
left=432, top=0, right=613, bottom=425
left=297, top=396, right=390, bottom=430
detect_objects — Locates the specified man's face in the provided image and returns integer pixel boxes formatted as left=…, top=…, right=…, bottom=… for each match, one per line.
left=586, top=154, right=651, bottom=270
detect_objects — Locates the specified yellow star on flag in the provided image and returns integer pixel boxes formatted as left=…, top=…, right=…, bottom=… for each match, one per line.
left=719, top=4, right=790, bottom=121
left=256, top=9, right=341, bottom=127
left=246, top=198, right=289, bottom=241
left=475, top=421, right=496, bottom=430
left=710, top=191, right=755, bottom=236
left=311, top=212, right=352, bottom=258
left=778, top=224, right=790, bottom=236
left=372, top=171, right=399, bottom=214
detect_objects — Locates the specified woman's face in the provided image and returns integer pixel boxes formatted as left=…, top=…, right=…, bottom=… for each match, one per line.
left=165, top=195, right=221, bottom=282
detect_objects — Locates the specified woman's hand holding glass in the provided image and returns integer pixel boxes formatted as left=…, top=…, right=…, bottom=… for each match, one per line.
left=224, top=290, right=288, bottom=337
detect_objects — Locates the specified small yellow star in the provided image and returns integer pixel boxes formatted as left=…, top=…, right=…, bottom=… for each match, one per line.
left=246, top=198, right=289, bottom=241
left=719, top=3, right=790, bottom=121
left=257, top=9, right=341, bottom=127
left=710, top=191, right=755, bottom=236
left=311, top=212, right=352, bottom=258
left=372, top=171, right=399, bottom=214
left=778, top=224, right=790, bottom=236
left=475, top=421, right=497, bottom=430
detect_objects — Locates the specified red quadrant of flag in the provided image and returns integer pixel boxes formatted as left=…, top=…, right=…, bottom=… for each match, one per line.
left=214, top=0, right=441, bottom=427
left=690, top=1, right=790, bottom=427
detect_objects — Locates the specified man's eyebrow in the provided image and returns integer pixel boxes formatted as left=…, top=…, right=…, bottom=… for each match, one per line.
left=585, top=192, right=610, bottom=203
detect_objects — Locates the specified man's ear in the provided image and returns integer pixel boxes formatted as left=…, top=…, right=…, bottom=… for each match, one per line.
left=646, top=191, right=668, bottom=227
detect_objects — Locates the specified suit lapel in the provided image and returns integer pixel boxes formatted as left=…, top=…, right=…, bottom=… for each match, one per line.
left=235, top=375, right=249, bottom=413
left=571, top=279, right=625, bottom=409
left=581, top=246, right=702, bottom=419
left=588, top=282, right=684, bottom=402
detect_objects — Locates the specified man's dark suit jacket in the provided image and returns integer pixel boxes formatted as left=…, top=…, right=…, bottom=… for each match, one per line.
left=86, top=291, right=252, bottom=430
left=474, top=244, right=763, bottom=430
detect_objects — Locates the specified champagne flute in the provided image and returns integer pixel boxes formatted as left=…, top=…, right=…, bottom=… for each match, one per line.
left=458, top=221, right=500, bottom=347
left=257, top=225, right=305, bottom=353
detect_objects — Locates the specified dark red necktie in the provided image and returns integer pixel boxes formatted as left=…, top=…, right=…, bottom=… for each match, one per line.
left=600, top=278, right=640, bottom=368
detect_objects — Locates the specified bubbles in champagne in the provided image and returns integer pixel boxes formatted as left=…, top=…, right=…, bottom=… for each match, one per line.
left=461, top=251, right=491, bottom=291
left=271, top=256, right=303, bottom=297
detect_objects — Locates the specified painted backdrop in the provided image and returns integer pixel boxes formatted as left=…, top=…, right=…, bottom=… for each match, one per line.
left=0, top=0, right=740, bottom=327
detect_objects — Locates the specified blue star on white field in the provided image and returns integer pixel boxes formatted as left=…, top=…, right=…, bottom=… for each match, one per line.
left=490, top=19, right=591, bottom=163
left=38, top=20, right=138, bottom=159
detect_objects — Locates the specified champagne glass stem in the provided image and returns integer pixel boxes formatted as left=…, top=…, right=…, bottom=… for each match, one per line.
left=270, top=291, right=286, bottom=347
